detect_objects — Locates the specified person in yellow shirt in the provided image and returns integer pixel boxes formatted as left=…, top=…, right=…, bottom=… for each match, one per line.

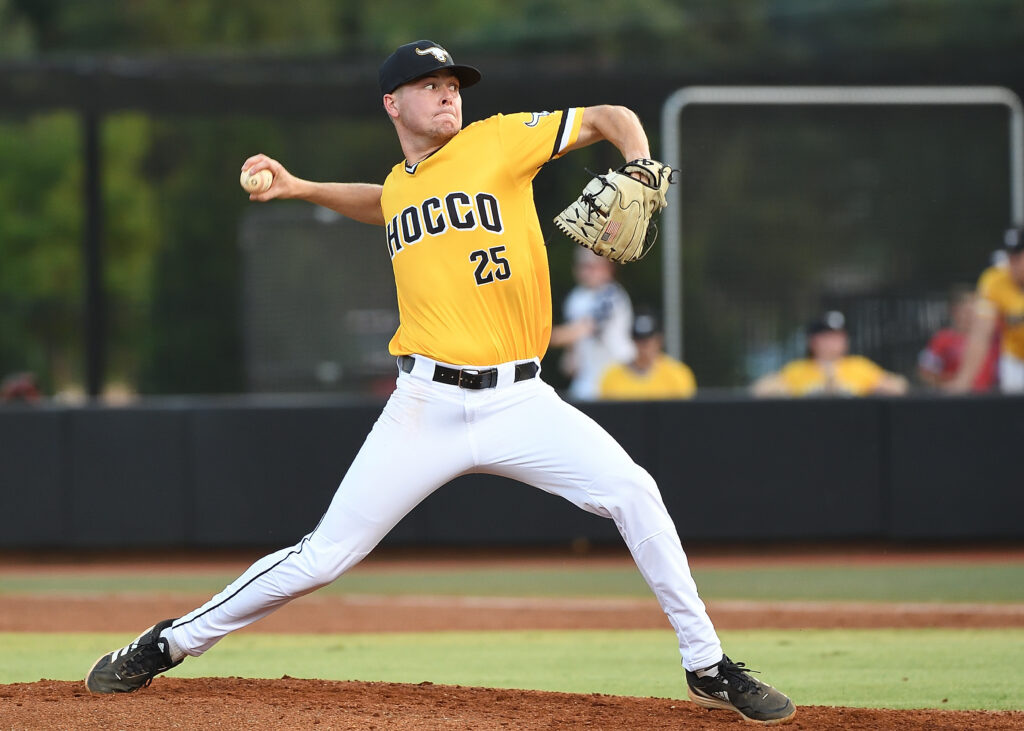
left=947, top=226, right=1024, bottom=393
left=85, top=40, right=794, bottom=725
left=599, top=311, right=696, bottom=400
left=752, top=311, right=908, bottom=397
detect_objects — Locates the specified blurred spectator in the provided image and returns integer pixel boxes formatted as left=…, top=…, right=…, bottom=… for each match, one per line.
left=0, top=372, right=42, bottom=403
left=599, top=310, right=696, bottom=400
left=752, top=311, right=908, bottom=397
left=549, top=249, right=634, bottom=401
left=918, top=286, right=999, bottom=392
left=947, top=227, right=1024, bottom=394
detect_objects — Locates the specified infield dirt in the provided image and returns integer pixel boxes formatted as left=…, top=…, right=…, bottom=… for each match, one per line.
left=3, top=678, right=1023, bottom=730
left=2, top=545, right=1023, bottom=729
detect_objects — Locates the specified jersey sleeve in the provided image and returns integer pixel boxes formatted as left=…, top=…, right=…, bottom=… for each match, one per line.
left=846, top=356, right=886, bottom=393
left=777, top=360, right=811, bottom=395
left=977, top=266, right=1008, bottom=311
left=672, top=362, right=697, bottom=398
left=499, top=108, right=584, bottom=182
left=597, top=364, right=624, bottom=398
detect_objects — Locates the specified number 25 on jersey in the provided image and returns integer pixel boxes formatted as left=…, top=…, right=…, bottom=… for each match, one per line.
left=469, top=246, right=511, bottom=286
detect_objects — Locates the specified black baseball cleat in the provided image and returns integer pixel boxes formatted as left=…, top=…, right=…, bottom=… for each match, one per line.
left=685, top=655, right=796, bottom=725
left=85, top=618, right=183, bottom=693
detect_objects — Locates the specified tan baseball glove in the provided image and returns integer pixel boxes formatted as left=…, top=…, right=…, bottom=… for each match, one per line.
left=553, top=158, right=677, bottom=263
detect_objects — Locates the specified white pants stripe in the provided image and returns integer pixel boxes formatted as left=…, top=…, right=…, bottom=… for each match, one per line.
left=171, top=357, right=722, bottom=671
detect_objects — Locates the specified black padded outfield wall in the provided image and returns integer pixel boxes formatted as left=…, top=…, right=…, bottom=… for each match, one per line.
left=886, top=397, right=1024, bottom=539
left=651, top=399, right=887, bottom=540
left=0, top=396, right=1020, bottom=549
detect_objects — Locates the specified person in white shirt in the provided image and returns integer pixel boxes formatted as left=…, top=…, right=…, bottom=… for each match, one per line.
left=551, top=248, right=635, bottom=400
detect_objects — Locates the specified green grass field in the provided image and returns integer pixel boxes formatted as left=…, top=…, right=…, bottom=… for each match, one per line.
left=3, top=556, right=1023, bottom=710
left=4, top=561, right=1024, bottom=602
left=4, top=629, right=1022, bottom=710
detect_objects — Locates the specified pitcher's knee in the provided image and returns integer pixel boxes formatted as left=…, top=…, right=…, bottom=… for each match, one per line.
left=278, top=540, right=363, bottom=594
left=295, top=566, right=338, bottom=593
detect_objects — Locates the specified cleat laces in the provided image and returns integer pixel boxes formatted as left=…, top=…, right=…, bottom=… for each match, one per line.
left=717, top=657, right=763, bottom=694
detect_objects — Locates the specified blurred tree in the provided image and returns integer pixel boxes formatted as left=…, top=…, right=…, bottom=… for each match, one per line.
left=6, top=0, right=341, bottom=53
left=0, top=112, right=161, bottom=394
left=102, top=114, right=160, bottom=388
left=0, top=0, right=35, bottom=57
left=0, top=113, right=81, bottom=392
left=0, top=1, right=1018, bottom=64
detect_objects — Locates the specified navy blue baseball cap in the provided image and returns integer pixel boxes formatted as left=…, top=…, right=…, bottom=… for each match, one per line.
left=807, top=311, right=846, bottom=336
left=378, top=40, right=481, bottom=95
left=632, top=311, right=662, bottom=339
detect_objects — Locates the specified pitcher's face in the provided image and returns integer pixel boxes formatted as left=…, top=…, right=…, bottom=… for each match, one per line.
left=386, top=72, right=463, bottom=144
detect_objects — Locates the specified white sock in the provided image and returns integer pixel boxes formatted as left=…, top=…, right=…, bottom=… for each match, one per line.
left=695, top=660, right=722, bottom=678
left=160, top=627, right=187, bottom=663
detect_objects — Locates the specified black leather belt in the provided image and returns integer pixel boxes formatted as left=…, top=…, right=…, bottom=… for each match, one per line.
left=398, top=355, right=538, bottom=390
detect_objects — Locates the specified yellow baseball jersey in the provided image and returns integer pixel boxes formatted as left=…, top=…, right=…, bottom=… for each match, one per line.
left=775, top=356, right=886, bottom=397
left=381, top=109, right=584, bottom=366
left=599, top=355, right=696, bottom=400
left=977, top=264, right=1024, bottom=359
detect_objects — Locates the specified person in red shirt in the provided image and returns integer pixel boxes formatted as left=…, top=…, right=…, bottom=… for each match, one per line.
left=918, top=286, right=999, bottom=392
left=0, top=372, right=41, bottom=403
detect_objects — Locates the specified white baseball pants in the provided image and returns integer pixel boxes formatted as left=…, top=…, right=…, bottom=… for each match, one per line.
left=170, top=354, right=723, bottom=671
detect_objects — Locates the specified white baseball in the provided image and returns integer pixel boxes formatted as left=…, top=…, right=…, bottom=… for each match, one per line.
left=240, top=168, right=273, bottom=194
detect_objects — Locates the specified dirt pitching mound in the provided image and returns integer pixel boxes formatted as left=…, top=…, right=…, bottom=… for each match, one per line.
left=3, top=678, right=1022, bottom=730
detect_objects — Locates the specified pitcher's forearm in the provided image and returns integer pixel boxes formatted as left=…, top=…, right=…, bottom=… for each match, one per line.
left=294, top=181, right=385, bottom=226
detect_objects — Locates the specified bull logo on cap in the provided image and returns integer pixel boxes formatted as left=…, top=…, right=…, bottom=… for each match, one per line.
left=415, top=46, right=449, bottom=63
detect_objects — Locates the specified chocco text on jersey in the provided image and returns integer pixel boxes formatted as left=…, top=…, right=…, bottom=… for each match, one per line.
left=385, top=191, right=504, bottom=258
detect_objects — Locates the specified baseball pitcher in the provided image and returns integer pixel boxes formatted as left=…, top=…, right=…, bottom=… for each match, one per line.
left=85, top=40, right=795, bottom=725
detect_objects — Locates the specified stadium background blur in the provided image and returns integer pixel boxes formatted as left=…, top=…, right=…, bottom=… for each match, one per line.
left=1, top=1, right=1023, bottom=551
left=3, top=0, right=1023, bottom=400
